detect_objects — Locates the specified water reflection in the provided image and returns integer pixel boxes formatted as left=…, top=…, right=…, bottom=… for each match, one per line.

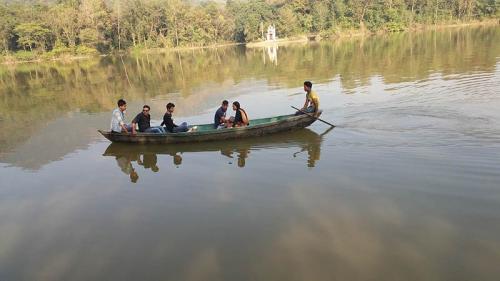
left=292, top=130, right=325, bottom=168
left=103, top=128, right=331, bottom=182
left=262, top=44, right=278, bottom=65
left=114, top=152, right=160, bottom=183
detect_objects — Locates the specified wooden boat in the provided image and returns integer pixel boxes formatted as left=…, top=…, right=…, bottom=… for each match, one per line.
left=98, top=111, right=322, bottom=144
left=103, top=128, right=328, bottom=155
left=102, top=127, right=332, bottom=168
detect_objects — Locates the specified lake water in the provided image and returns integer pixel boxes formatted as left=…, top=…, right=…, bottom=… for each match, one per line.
left=1, top=26, right=500, bottom=280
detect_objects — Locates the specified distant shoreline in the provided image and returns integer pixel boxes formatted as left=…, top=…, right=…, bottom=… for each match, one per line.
left=2, top=19, right=498, bottom=65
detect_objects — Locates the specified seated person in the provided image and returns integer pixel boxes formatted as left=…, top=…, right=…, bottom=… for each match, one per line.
left=132, top=105, right=166, bottom=134
left=228, top=101, right=249, bottom=127
left=161, top=103, right=190, bottom=133
left=214, top=100, right=229, bottom=129
left=110, top=99, right=133, bottom=133
left=295, top=81, right=320, bottom=116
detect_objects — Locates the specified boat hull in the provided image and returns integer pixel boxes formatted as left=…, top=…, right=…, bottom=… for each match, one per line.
left=98, top=112, right=321, bottom=144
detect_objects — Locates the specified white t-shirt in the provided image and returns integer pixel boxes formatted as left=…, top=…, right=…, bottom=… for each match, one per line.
left=110, top=108, right=125, bottom=132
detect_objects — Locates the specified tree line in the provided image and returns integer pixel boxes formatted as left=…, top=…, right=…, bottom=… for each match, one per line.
left=0, top=0, right=498, bottom=56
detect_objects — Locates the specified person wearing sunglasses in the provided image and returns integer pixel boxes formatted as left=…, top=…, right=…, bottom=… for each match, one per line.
left=131, top=105, right=166, bottom=134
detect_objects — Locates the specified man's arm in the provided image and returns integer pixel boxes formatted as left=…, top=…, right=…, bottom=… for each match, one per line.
left=121, top=123, right=129, bottom=133
left=161, top=114, right=166, bottom=127
left=131, top=115, right=139, bottom=135
left=311, top=93, right=320, bottom=113
left=312, top=100, right=318, bottom=113
left=166, top=115, right=177, bottom=128
left=115, top=110, right=129, bottom=133
left=219, top=114, right=226, bottom=125
left=302, top=98, right=309, bottom=110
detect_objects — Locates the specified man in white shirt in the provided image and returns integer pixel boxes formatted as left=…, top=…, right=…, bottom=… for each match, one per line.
left=110, top=99, right=132, bottom=133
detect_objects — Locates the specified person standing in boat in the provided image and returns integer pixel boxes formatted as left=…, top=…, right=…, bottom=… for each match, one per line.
left=161, top=103, right=190, bottom=133
left=131, top=105, right=166, bottom=134
left=214, top=100, right=229, bottom=129
left=296, top=81, right=320, bottom=116
left=110, top=99, right=133, bottom=133
left=228, top=101, right=249, bottom=127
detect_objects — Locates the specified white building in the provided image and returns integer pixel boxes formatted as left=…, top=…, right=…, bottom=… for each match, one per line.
left=266, top=25, right=276, bottom=41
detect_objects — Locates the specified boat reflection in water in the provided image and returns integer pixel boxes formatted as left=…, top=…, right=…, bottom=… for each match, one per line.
left=103, top=128, right=333, bottom=182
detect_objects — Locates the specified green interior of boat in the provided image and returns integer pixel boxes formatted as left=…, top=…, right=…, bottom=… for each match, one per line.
left=192, top=114, right=294, bottom=132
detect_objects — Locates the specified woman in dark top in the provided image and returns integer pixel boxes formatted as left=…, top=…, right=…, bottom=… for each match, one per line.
left=230, top=101, right=249, bottom=127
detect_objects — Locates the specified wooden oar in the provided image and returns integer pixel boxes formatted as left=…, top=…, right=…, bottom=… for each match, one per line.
left=291, top=106, right=335, bottom=127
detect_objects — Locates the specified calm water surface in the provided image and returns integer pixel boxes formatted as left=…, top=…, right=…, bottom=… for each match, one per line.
left=1, top=26, right=500, bottom=280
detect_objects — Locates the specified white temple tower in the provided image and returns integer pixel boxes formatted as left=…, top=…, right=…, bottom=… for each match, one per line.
left=266, top=25, right=276, bottom=41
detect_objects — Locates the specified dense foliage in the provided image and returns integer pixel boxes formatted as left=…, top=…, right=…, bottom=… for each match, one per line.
left=0, top=0, right=498, bottom=55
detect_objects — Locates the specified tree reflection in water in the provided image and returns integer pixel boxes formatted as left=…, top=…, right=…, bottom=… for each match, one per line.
left=103, top=128, right=333, bottom=181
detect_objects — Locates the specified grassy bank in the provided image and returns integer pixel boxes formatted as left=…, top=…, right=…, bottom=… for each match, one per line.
left=1, top=45, right=102, bottom=64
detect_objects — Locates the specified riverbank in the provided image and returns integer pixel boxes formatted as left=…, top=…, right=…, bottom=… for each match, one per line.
left=323, top=18, right=500, bottom=39
left=2, top=18, right=498, bottom=65
left=0, top=46, right=102, bottom=65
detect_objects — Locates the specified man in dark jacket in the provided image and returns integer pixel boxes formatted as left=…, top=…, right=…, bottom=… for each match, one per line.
left=161, top=103, right=189, bottom=133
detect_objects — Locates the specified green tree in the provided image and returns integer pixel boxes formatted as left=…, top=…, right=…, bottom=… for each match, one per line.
left=348, top=0, right=375, bottom=28
left=79, top=28, right=100, bottom=47
left=14, top=23, right=52, bottom=51
left=49, top=3, right=81, bottom=48
left=290, top=0, right=314, bottom=32
left=0, top=4, right=17, bottom=52
left=78, top=0, right=113, bottom=51
left=277, top=6, right=299, bottom=37
left=165, top=0, right=192, bottom=46
left=312, top=0, right=332, bottom=32
left=228, top=0, right=274, bottom=42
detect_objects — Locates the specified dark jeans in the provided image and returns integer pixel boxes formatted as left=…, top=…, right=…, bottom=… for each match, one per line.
left=172, top=122, right=189, bottom=133
left=145, top=126, right=166, bottom=133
